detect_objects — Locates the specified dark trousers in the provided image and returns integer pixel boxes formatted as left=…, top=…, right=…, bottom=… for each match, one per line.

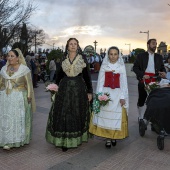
left=33, top=74, right=38, bottom=87
left=137, top=82, right=147, bottom=107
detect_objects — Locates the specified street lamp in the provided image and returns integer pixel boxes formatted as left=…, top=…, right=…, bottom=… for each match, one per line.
left=30, top=24, right=39, bottom=53
left=125, top=43, right=131, bottom=55
left=93, top=40, right=98, bottom=53
left=140, top=30, right=149, bottom=41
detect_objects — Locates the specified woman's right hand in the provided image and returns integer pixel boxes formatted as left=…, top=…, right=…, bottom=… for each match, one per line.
left=87, top=93, right=92, bottom=102
left=27, top=97, right=32, bottom=104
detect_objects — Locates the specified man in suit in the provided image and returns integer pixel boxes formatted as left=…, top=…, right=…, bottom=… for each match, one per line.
left=133, top=38, right=166, bottom=120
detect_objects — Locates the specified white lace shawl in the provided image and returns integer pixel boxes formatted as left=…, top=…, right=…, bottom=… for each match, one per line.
left=62, top=54, right=86, bottom=77
left=0, top=64, right=30, bottom=90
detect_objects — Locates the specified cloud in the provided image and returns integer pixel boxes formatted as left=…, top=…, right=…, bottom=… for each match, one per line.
left=27, top=0, right=170, bottom=54
left=59, top=25, right=102, bottom=37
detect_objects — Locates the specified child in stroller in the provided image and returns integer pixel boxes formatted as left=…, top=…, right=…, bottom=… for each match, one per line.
left=139, top=77, right=170, bottom=150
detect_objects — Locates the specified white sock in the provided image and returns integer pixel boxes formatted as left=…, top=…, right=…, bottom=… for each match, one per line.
left=138, top=106, right=145, bottom=119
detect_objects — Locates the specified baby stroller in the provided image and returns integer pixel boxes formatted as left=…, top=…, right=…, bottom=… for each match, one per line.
left=38, top=67, right=50, bottom=83
left=139, top=77, right=170, bottom=150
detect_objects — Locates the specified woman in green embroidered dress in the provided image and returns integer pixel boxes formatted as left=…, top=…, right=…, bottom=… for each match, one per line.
left=45, top=38, right=93, bottom=151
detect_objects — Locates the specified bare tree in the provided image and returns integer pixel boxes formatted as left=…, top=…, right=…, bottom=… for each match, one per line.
left=27, top=28, right=46, bottom=52
left=0, top=0, right=36, bottom=53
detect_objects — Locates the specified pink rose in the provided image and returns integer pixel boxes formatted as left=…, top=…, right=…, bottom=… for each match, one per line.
left=46, top=84, right=58, bottom=92
left=102, top=95, right=109, bottom=101
left=98, top=95, right=109, bottom=101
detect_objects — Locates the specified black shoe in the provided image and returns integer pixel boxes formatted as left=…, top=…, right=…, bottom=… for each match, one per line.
left=151, top=124, right=155, bottom=131
left=111, top=140, right=117, bottom=146
left=62, top=147, right=68, bottom=152
left=105, top=140, right=111, bottom=148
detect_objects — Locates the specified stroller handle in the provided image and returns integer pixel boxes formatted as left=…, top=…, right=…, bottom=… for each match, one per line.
left=143, top=75, right=160, bottom=80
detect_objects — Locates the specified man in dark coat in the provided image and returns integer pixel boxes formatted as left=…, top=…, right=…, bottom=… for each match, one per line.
left=133, top=38, right=166, bottom=120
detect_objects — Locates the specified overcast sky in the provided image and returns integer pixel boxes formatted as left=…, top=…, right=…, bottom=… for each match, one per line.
left=28, top=0, right=170, bottom=54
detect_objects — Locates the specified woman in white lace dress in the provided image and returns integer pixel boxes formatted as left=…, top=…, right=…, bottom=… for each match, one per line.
left=89, top=46, right=129, bottom=148
left=0, top=48, right=36, bottom=150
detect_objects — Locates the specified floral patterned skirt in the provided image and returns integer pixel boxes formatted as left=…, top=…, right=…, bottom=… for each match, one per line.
left=46, top=76, right=90, bottom=148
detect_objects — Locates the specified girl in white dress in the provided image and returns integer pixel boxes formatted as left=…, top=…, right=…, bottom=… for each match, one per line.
left=89, top=46, right=129, bottom=148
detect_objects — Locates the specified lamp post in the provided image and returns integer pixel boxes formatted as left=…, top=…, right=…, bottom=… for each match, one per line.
left=119, top=49, right=123, bottom=55
left=140, top=30, right=149, bottom=41
left=125, top=43, right=131, bottom=55
left=30, top=24, right=39, bottom=53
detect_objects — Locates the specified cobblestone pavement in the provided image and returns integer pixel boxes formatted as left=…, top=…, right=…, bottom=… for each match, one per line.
left=1, top=73, right=170, bottom=170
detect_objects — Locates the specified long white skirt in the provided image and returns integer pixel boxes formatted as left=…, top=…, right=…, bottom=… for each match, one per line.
left=0, top=90, right=25, bottom=145
left=93, top=87, right=123, bottom=131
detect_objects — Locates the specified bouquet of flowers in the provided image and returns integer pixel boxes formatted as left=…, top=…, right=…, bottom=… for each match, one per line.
left=93, top=92, right=111, bottom=114
left=145, top=82, right=159, bottom=94
left=46, top=83, right=58, bottom=101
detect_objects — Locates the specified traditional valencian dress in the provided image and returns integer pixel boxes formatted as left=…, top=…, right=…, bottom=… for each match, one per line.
left=0, top=64, right=36, bottom=148
left=89, top=57, right=129, bottom=140
left=46, top=54, right=93, bottom=148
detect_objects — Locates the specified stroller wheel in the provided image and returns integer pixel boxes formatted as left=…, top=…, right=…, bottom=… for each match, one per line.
left=157, top=136, right=164, bottom=150
left=139, top=119, right=146, bottom=137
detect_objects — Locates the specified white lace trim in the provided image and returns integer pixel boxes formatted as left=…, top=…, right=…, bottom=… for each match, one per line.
left=62, top=54, right=86, bottom=77
left=0, top=64, right=30, bottom=91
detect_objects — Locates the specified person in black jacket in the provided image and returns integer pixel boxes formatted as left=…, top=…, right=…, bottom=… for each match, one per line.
left=133, top=38, right=166, bottom=120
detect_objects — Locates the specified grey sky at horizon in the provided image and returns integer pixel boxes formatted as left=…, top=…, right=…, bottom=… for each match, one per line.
left=27, top=0, right=170, bottom=54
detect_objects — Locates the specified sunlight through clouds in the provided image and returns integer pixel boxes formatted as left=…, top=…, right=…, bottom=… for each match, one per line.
left=59, top=25, right=102, bottom=37
left=26, top=0, right=170, bottom=54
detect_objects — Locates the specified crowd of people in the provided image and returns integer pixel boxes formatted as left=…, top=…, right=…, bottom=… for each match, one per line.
left=0, top=37, right=170, bottom=153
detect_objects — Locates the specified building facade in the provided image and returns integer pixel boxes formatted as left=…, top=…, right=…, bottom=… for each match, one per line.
left=157, top=41, right=170, bottom=60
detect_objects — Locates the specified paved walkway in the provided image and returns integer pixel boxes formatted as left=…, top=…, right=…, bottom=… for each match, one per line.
left=1, top=74, right=170, bottom=170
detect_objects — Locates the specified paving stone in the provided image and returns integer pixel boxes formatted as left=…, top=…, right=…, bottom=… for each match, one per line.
left=0, top=75, right=170, bottom=170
